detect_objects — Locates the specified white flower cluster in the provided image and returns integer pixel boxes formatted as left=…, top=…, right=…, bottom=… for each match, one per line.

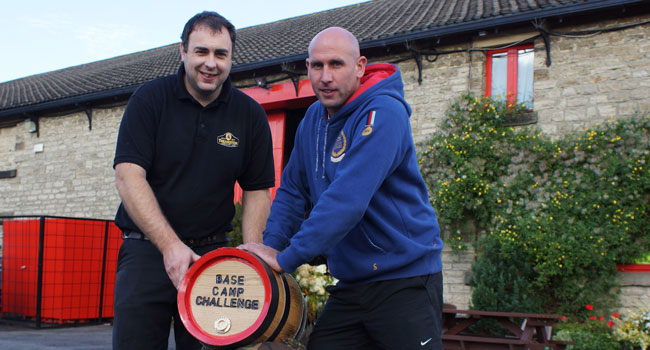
left=615, top=307, right=650, bottom=350
left=294, top=264, right=338, bottom=318
left=295, top=264, right=336, bottom=296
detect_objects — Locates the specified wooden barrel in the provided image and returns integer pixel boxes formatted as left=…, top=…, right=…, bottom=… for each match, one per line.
left=178, top=247, right=308, bottom=349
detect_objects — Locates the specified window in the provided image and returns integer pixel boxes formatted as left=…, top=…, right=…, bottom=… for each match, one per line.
left=486, top=45, right=534, bottom=109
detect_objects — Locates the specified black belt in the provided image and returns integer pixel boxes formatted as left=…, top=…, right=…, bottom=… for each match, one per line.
left=122, top=231, right=226, bottom=248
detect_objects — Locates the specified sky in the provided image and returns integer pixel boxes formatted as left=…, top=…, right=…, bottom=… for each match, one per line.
left=0, top=0, right=368, bottom=83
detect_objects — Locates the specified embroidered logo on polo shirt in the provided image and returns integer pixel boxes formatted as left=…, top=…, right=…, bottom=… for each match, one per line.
left=331, top=131, right=346, bottom=163
left=217, top=132, right=239, bottom=148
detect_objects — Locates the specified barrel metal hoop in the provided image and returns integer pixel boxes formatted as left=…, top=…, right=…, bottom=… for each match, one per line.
left=267, top=273, right=293, bottom=342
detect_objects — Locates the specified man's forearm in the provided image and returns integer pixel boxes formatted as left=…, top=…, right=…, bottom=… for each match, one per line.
left=115, top=163, right=181, bottom=252
left=240, top=189, right=271, bottom=243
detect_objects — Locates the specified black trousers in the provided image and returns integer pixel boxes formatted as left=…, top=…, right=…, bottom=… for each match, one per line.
left=112, top=238, right=227, bottom=350
left=307, top=272, right=443, bottom=350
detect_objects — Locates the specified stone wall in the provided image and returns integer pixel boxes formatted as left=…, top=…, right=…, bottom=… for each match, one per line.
left=0, top=14, right=648, bottom=312
left=442, top=246, right=474, bottom=310
left=399, top=47, right=480, bottom=145
left=618, top=272, right=650, bottom=315
left=0, top=106, right=124, bottom=219
left=395, top=14, right=650, bottom=145
left=534, top=16, right=650, bottom=137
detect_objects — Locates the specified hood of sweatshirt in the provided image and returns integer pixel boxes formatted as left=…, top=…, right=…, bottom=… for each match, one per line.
left=331, top=63, right=411, bottom=122
left=312, top=63, right=412, bottom=180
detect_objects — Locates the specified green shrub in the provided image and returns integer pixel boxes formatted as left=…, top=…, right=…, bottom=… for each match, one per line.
left=555, top=321, right=622, bottom=350
left=469, top=235, right=541, bottom=312
left=634, top=251, right=650, bottom=264
left=418, top=93, right=650, bottom=317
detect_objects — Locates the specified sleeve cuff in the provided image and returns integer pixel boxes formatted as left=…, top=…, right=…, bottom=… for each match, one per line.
left=276, top=248, right=305, bottom=274
left=263, top=233, right=288, bottom=252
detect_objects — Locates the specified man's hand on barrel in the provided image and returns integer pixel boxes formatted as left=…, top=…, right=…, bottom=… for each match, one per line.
left=238, top=243, right=283, bottom=273
left=161, top=240, right=201, bottom=289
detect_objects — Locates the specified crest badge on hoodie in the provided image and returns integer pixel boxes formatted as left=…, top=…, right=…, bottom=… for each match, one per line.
left=331, top=131, right=346, bottom=163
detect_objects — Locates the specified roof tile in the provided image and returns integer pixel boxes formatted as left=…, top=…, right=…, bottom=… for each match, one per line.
left=0, top=0, right=625, bottom=113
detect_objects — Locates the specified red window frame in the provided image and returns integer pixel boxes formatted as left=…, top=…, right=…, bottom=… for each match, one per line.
left=485, top=44, right=534, bottom=107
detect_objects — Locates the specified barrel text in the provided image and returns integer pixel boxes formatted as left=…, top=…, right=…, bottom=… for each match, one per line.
left=215, top=274, right=245, bottom=285
left=195, top=296, right=260, bottom=310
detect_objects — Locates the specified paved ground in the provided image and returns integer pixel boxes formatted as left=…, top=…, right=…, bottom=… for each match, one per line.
left=0, top=321, right=306, bottom=349
left=0, top=322, right=175, bottom=350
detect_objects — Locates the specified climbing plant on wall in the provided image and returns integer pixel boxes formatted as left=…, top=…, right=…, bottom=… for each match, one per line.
left=418, top=93, right=650, bottom=317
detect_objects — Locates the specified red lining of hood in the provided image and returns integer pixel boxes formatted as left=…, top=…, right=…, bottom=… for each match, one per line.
left=345, top=64, right=396, bottom=106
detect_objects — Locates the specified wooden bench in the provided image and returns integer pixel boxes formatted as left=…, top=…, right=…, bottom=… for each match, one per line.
left=442, top=307, right=571, bottom=350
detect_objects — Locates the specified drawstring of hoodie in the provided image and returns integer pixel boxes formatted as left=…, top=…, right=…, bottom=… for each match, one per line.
left=314, top=115, right=321, bottom=179
left=314, top=112, right=329, bottom=180
left=321, top=122, right=328, bottom=179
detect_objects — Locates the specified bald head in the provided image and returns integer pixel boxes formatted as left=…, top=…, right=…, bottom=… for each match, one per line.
left=306, top=27, right=367, bottom=116
left=308, top=27, right=360, bottom=59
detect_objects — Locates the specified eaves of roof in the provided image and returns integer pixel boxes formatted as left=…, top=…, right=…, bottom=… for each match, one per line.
left=0, top=85, right=140, bottom=119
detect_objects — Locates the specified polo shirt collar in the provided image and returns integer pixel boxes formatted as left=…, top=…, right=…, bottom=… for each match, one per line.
left=174, top=63, right=233, bottom=108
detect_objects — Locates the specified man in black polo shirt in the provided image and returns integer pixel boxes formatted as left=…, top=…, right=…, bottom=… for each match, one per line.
left=112, top=11, right=275, bottom=350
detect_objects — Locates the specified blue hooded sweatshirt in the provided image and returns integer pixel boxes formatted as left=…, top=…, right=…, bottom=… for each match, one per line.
left=263, top=63, right=443, bottom=286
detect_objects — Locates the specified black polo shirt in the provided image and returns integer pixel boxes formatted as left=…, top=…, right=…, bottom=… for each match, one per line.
left=113, top=65, right=275, bottom=239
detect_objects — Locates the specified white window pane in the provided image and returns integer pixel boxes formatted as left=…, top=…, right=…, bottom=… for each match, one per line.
left=491, top=52, right=507, bottom=101
left=517, top=49, right=534, bottom=108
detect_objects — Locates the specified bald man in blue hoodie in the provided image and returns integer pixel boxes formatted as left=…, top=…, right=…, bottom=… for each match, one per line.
left=240, top=27, right=443, bottom=350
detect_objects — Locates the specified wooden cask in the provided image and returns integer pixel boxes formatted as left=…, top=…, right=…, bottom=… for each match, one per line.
left=178, top=248, right=308, bottom=349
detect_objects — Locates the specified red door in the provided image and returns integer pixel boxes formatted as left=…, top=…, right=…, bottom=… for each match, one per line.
left=236, top=79, right=316, bottom=203
left=233, top=111, right=285, bottom=202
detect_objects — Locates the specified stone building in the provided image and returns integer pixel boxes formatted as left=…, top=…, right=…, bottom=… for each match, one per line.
left=1, top=0, right=649, bottom=311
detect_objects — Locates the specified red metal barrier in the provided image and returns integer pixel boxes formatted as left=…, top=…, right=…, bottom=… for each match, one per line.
left=1, top=216, right=121, bottom=326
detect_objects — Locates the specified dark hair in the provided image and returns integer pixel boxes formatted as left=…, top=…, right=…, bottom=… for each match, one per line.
left=181, top=11, right=236, bottom=52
